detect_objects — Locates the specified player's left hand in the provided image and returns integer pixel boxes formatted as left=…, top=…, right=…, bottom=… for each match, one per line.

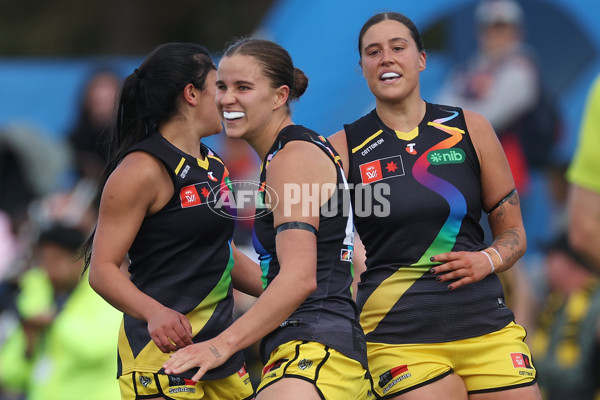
left=162, top=336, right=230, bottom=382
left=429, top=251, right=494, bottom=290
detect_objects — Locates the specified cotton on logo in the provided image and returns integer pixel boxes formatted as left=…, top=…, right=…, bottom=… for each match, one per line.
left=179, top=164, right=190, bottom=178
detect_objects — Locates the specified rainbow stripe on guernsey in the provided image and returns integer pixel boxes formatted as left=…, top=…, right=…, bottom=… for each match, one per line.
left=252, top=228, right=271, bottom=290
left=253, top=146, right=281, bottom=291
left=253, top=129, right=346, bottom=291
left=219, top=167, right=236, bottom=217
left=360, top=110, right=467, bottom=334
left=117, top=242, right=235, bottom=374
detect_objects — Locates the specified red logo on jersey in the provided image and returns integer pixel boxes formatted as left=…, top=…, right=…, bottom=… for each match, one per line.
left=207, top=171, right=218, bottom=182
left=262, top=359, right=288, bottom=375
left=510, top=353, right=533, bottom=369
left=386, top=161, right=398, bottom=173
left=168, top=375, right=196, bottom=386
left=359, top=156, right=404, bottom=184
left=237, top=366, right=248, bottom=377
left=378, top=364, right=409, bottom=388
left=180, top=183, right=211, bottom=208
left=391, top=365, right=409, bottom=376
left=360, top=160, right=382, bottom=184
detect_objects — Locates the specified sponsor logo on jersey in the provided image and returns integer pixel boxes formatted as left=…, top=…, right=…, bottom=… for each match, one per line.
left=207, top=171, right=218, bottom=182
left=406, top=143, right=417, bottom=155
left=168, top=387, right=196, bottom=394
left=379, top=365, right=411, bottom=394
left=168, top=376, right=196, bottom=386
left=238, top=365, right=251, bottom=385
left=298, top=359, right=313, bottom=370
left=497, top=297, right=507, bottom=308
left=179, top=164, right=191, bottom=178
left=359, top=155, right=404, bottom=184
left=361, top=138, right=385, bottom=156
left=262, top=359, right=288, bottom=375
left=340, top=248, right=353, bottom=262
left=180, top=182, right=212, bottom=208
left=510, top=353, right=533, bottom=369
left=378, top=365, right=409, bottom=388
left=427, top=148, right=466, bottom=165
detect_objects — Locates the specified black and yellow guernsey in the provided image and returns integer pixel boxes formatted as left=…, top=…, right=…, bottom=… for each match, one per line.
left=252, top=125, right=367, bottom=368
left=117, top=132, right=245, bottom=380
left=344, top=103, right=515, bottom=344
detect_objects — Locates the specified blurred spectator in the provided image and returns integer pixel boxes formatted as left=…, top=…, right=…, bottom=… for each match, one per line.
left=567, top=73, right=600, bottom=270
left=0, top=125, right=71, bottom=230
left=0, top=224, right=122, bottom=400
left=0, top=212, right=20, bottom=283
left=437, top=0, right=562, bottom=302
left=0, top=124, right=72, bottom=309
left=67, top=68, right=121, bottom=184
left=437, top=0, right=560, bottom=191
left=531, top=233, right=600, bottom=400
left=28, top=182, right=99, bottom=235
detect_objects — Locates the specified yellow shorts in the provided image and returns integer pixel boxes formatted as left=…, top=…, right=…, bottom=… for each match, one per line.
left=368, top=322, right=537, bottom=398
left=118, top=366, right=254, bottom=400
left=258, top=340, right=372, bottom=400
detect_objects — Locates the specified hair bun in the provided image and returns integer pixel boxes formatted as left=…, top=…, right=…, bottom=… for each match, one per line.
left=291, top=68, right=308, bottom=99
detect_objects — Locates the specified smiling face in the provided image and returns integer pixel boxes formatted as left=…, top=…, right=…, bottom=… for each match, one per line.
left=196, top=69, right=224, bottom=138
left=216, top=54, right=285, bottom=142
left=359, top=19, right=426, bottom=104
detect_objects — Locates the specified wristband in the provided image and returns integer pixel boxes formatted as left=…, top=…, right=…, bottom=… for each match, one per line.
left=480, top=250, right=495, bottom=274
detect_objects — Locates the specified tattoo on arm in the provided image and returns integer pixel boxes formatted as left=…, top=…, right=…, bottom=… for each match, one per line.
left=489, top=190, right=519, bottom=222
left=495, top=205, right=506, bottom=222
left=493, top=228, right=524, bottom=266
left=209, top=345, right=222, bottom=359
left=507, top=191, right=519, bottom=206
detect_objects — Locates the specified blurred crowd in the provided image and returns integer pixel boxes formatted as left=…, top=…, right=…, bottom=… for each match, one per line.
left=437, top=1, right=600, bottom=398
left=0, top=68, right=124, bottom=400
left=0, top=1, right=598, bottom=399
left=0, top=65, right=261, bottom=399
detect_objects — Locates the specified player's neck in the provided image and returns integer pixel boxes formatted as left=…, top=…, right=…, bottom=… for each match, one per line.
left=376, top=98, right=426, bottom=133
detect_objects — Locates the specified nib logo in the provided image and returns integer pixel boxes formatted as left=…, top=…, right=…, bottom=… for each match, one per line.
left=427, top=148, right=466, bottom=165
